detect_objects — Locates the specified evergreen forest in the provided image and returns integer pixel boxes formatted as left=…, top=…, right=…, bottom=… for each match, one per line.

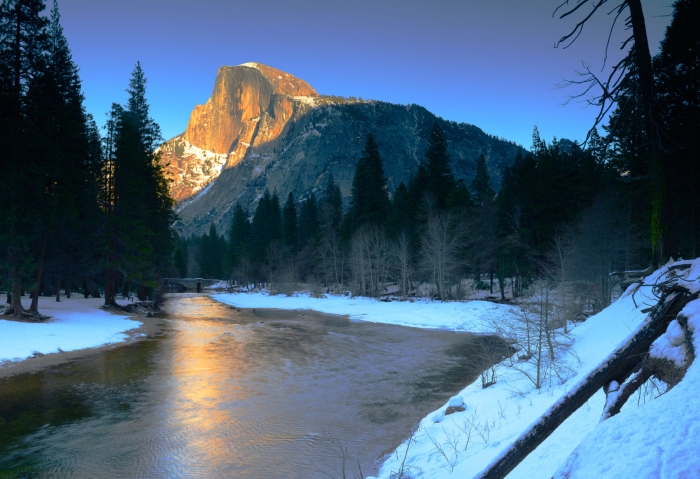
left=0, top=0, right=175, bottom=316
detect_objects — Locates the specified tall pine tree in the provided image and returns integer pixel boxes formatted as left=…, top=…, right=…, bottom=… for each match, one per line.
left=0, top=0, right=48, bottom=314
left=282, top=192, right=298, bottom=253
left=349, top=133, right=389, bottom=231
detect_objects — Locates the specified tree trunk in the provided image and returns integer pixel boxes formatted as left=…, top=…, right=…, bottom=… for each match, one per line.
left=104, top=270, right=114, bottom=306
left=9, top=241, right=23, bottom=315
left=30, top=231, right=48, bottom=312
left=475, top=286, right=697, bottom=479
left=626, top=0, right=675, bottom=264
left=55, top=275, right=61, bottom=302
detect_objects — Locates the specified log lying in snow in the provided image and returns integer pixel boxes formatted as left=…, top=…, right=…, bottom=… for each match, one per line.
left=475, top=285, right=698, bottom=479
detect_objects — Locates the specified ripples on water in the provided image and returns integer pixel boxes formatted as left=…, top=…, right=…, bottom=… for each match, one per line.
left=0, top=295, right=504, bottom=478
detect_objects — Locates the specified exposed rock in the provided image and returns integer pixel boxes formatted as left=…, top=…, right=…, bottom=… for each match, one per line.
left=161, top=62, right=525, bottom=237
left=445, top=405, right=466, bottom=416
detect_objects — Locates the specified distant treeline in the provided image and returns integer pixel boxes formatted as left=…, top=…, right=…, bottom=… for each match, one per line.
left=0, top=0, right=175, bottom=315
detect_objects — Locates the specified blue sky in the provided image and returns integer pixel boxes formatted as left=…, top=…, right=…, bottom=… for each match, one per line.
left=57, top=0, right=673, bottom=150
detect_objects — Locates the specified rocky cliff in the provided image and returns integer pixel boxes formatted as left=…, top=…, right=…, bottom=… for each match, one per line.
left=160, top=63, right=524, bottom=237
left=160, top=63, right=319, bottom=202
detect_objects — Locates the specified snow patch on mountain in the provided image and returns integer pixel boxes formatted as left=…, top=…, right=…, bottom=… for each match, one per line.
left=160, top=137, right=229, bottom=209
left=293, top=95, right=318, bottom=106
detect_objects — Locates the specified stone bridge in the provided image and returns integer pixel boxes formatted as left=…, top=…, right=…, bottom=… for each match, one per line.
left=161, top=278, right=225, bottom=293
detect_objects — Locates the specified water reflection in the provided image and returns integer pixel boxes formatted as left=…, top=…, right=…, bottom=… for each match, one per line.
left=0, top=295, right=505, bottom=478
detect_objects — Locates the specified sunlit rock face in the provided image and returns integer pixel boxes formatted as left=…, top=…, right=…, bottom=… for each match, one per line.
left=161, top=63, right=524, bottom=237
left=160, top=63, right=318, bottom=202
left=184, top=63, right=317, bottom=163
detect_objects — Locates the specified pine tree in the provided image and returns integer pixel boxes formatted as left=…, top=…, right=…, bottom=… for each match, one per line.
left=225, top=203, right=250, bottom=275
left=125, top=61, right=174, bottom=275
left=173, top=235, right=188, bottom=277
left=25, top=0, right=91, bottom=311
left=424, top=122, right=455, bottom=210
left=349, top=134, right=390, bottom=231
left=321, top=173, right=343, bottom=231
left=387, top=182, right=414, bottom=239
left=0, top=0, right=48, bottom=314
left=102, top=63, right=174, bottom=304
left=470, top=154, right=495, bottom=207
left=282, top=192, right=298, bottom=253
left=268, top=190, right=282, bottom=243
left=654, top=0, right=700, bottom=257
left=249, top=189, right=281, bottom=269
left=298, top=193, right=319, bottom=251
left=198, top=223, right=225, bottom=278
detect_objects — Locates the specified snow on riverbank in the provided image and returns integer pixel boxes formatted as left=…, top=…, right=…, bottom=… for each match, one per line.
left=0, top=297, right=142, bottom=364
left=216, top=259, right=700, bottom=478
left=213, top=293, right=510, bottom=332
left=554, top=288, right=700, bottom=478
left=372, top=259, right=699, bottom=479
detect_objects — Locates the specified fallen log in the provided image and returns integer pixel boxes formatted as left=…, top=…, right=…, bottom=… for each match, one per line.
left=475, top=285, right=698, bottom=479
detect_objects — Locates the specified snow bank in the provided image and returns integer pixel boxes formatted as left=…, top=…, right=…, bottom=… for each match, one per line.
left=367, top=259, right=700, bottom=479
left=212, top=292, right=510, bottom=333
left=204, top=280, right=228, bottom=290
left=0, top=297, right=142, bottom=363
left=553, top=292, right=700, bottom=478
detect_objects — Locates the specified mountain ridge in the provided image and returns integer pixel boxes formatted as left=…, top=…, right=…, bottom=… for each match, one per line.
left=160, top=63, right=525, bottom=237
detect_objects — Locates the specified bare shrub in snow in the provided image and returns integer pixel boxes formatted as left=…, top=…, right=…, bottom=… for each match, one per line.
left=388, top=426, right=422, bottom=479
left=467, top=334, right=506, bottom=389
left=454, top=410, right=478, bottom=451
left=475, top=419, right=492, bottom=445
left=425, top=428, right=459, bottom=472
left=484, top=279, right=578, bottom=389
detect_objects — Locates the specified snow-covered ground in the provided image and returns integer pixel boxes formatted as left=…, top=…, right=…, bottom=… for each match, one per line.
left=553, top=263, right=700, bottom=479
left=204, top=280, right=228, bottom=290
left=213, top=293, right=510, bottom=332
left=214, top=259, right=700, bottom=478
left=0, top=297, right=142, bottom=364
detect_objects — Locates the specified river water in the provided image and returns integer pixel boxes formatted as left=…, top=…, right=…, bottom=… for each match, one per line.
left=0, top=295, right=502, bottom=478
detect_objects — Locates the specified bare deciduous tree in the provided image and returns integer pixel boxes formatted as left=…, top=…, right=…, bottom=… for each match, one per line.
left=320, top=229, right=345, bottom=292
left=419, top=213, right=465, bottom=300
left=390, top=233, right=413, bottom=299
left=349, top=225, right=390, bottom=297
left=547, top=228, right=580, bottom=333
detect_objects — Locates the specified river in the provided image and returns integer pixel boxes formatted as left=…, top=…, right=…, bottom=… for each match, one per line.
left=0, top=294, right=503, bottom=478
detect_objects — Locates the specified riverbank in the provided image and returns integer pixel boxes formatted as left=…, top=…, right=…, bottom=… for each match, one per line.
left=0, top=296, right=166, bottom=379
left=212, top=293, right=511, bottom=332
left=213, top=259, right=700, bottom=478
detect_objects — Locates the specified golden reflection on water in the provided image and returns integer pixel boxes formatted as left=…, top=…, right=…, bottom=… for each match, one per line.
left=166, top=316, right=244, bottom=472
